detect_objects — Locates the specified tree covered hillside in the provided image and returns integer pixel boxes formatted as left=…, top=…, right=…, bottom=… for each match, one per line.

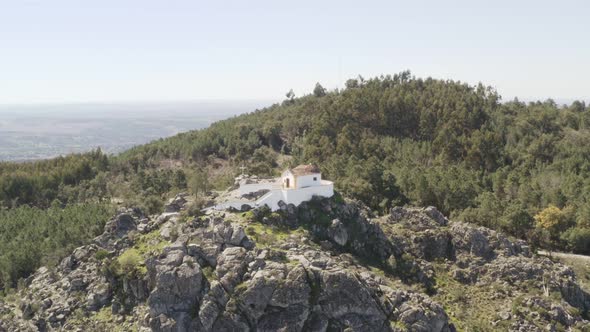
left=118, top=72, right=590, bottom=254
left=0, top=149, right=109, bottom=208
left=0, top=203, right=114, bottom=289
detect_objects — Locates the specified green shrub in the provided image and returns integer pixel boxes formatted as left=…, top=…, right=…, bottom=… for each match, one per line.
left=185, top=198, right=206, bottom=217
left=390, top=253, right=419, bottom=282
left=169, top=227, right=179, bottom=242
left=116, top=249, right=145, bottom=278
left=202, top=266, right=216, bottom=280
left=332, top=191, right=345, bottom=204
left=242, top=211, right=255, bottom=222
left=94, top=249, right=110, bottom=261
left=511, top=296, right=524, bottom=315
left=245, top=226, right=257, bottom=236
left=142, top=195, right=164, bottom=215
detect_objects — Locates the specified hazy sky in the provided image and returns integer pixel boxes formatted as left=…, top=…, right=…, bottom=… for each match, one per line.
left=1, top=0, right=589, bottom=104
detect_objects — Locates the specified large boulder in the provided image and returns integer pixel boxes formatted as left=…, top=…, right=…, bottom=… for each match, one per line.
left=86, top=282, right=112, bottom=311
left=105, top=213, right=137, bottom=238
left=164, top=194, right=188, bottom=213
left=147, top=250, right=205, bottom=330
left=395, top=292, right=451, bottom=332
left=95, top=211, right=140, bottom=248
left=327, top=219, right=348, bottom=246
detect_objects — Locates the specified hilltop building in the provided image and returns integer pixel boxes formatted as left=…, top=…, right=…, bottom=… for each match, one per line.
left=213, top=164, right=334, bottom=211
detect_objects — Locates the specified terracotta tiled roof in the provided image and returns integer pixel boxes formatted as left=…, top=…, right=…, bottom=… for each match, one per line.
left=290, top=164, right=320, bottom=176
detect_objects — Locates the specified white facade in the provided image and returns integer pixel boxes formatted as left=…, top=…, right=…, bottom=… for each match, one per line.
left=212, top=166, right=334, bottom=212
left=279, top=180, right=333, bottom=206
left=281, top=170, right=296, bottom=189
left=281, top=170, right=322, bottom=189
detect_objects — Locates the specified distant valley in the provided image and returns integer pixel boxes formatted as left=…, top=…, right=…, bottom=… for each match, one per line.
left=0, top=101, right=268, bottom=161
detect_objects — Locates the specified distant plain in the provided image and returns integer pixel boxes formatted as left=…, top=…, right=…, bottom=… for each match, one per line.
left=0, top=101, right=268, bottom=161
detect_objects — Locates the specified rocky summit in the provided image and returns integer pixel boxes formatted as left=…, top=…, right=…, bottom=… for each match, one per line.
left=1, top=194, right=589, bottom=332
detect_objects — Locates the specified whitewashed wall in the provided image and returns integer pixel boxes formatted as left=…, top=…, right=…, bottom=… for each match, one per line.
left=254, top=190, right=285, bottom=210
left=254, top=181, right=334, bottom=211
left=295, top=173, right=322, bottom=189
left=283, top=181, right=333, bottom=207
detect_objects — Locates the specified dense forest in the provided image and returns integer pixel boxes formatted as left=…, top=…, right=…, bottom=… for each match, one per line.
left=0, top=203, right=113, bottom=289
left=0, top=149, right=109, bottom=208
left=2, top=72, right=590, bottom=289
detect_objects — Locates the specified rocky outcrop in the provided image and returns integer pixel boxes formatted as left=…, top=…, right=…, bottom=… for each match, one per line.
left=277, top=198, right=398, bottom=262
left=1, top=196, right=589, bottom=332
left=164, top=194, right=188, bottom=213
left=147, top=250, right=205, bottom=331
left=0, top=208, right=144, bottom=331
left=95, top=211, right=140, bottom=248
left=380, top=206, right=590, bottom=331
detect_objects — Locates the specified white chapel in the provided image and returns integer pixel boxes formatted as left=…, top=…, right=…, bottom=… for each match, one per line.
left=213, top=164, right=334, bottom=211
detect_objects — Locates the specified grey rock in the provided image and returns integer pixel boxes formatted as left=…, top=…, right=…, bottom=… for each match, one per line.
left=198, top=281, right=229, bottom=330
left=164, top=194, right=188, bottom=213
left=106, top=213, right=137, bottom=238
left=148, top=248, right=204, bottom=330
left=327, top=219, right=348, bottom=246
left=424, top=206, right=449, bottom=226
left=20, top=302, right=35, bottom=320
left=69, top=277, right=87, bottom=291
left=59, top=256, right=75, bottom=272
left=229, top=225, right=246, bottom=246
left=72, top=245, right=96, bottom=262
left=187, top=243, right=218, bottom=267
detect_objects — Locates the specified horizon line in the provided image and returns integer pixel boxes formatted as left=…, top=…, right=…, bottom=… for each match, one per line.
left=0, top=98, right=280, bottom=107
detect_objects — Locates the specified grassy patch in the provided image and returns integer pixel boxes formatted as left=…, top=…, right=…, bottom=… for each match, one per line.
left=132, top=229, right=168, bottom=258
left=110, top=229, right=168, bottom=278
left=244, top=222, right=302, bottom=248
left=202, top=266, right=216, bottom=281
left=94, top=306, right=118, bottom=324
left=241, top=210, right=255, bottom=222
left=390, top=321, right=408, bottom=330
left=67, top=306, right=140, bottom=332
left=430, top=263, right=513, bottom=331
left=234, top=281, right=249, bottom=294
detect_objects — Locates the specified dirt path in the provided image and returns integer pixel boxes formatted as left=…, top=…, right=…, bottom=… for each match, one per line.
left=538, top=250, right=590, bottom=292
left=538, top=250, right=590, bottom=261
